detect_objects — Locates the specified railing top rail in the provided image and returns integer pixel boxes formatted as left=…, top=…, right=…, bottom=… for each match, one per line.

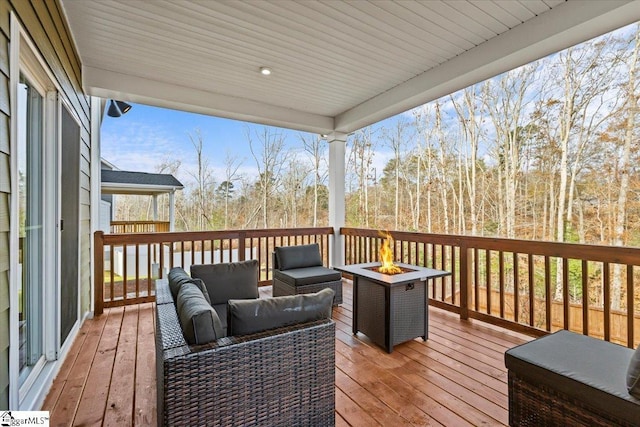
left=340, top=227, right=640, bottom=265
left=100, top=227, right=335, bottom=245
left=110, top=220, right=170, bottom=224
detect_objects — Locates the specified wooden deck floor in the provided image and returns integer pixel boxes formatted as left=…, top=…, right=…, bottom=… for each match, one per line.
left=43, top=281, right=531, bottom=426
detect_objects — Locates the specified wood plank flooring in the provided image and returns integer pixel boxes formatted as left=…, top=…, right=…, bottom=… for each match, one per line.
left=42, top=281, right=530, bottom=426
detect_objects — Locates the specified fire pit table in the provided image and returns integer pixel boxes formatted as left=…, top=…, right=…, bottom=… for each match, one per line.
left=335, top=262, right=450, bottom=353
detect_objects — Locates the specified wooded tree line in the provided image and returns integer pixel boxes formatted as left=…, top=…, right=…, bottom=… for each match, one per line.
left=115, top=25, right=639, bottom=251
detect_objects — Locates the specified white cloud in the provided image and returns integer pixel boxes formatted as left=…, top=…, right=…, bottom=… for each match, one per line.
left=101, top=121, right=179, bottom=172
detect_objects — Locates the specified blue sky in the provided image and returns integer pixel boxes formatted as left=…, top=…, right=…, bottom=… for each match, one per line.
left=100, top=103, right=321, bottom=185
left=100, top=102, right=401, bottom=187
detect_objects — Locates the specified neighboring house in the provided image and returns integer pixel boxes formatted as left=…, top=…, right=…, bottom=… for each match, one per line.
left=100, top=162, right=183, bottom=233
left=0, top=0, right=637, bottom=414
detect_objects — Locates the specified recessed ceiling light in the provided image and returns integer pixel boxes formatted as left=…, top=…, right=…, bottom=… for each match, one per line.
left=260, top=67, right=272, bottom=76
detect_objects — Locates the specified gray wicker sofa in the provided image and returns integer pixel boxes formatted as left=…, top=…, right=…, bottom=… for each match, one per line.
left=155, top=260, right=336, bottom=426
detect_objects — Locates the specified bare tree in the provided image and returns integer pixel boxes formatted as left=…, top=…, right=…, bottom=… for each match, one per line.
left=611, top=26, right=640, bottom=309
left=347, top=127, right=376, bottom=227
left=281, top=153, right=310, bottom=228
left=187, top=129, right=214, bottom=230
left=247, top=127, right=285, bottom=228
left=220, top=151, right=242, bottom=229
left=301, top=134, right=328, bottom=227
left=383, top=117, right=412, bottom=230
left=484, top=65, right=537, bottom=238
left=451, top=85, right=486, bottom=235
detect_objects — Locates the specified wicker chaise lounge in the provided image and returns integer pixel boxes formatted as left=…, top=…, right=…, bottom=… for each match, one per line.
left=155, top=264, right=336, bottom=426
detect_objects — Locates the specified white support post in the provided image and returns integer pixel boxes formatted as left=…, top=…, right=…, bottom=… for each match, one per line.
left=169, top=191, right=175, bottom=232
left=328, top=132, right=347, bottom=267
left=89, top=96, right=102, bottom=317
left=152, top=194, right=158, bottom=221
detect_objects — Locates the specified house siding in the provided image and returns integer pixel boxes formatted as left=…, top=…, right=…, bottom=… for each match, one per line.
left=0, top=0, right=10, bottom=409
left=0, top=0, right=90, bottom=409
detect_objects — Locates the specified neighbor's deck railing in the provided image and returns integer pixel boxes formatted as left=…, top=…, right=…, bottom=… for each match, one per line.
left=93, top=227, right=333, bottom=314
left=110, top=220, right=170, bottom=234
left=341, top=227, right=640, bottom=348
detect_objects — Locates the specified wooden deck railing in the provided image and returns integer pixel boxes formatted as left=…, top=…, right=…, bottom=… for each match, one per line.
left=341, top=227, right=640, bottom=348
left=110, top=220, right=170, bottom=234
left=94, top=227, right=334, bottom=314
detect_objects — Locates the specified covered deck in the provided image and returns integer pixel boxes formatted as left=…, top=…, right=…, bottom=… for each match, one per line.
left=42, top=280, right=529, bottom=426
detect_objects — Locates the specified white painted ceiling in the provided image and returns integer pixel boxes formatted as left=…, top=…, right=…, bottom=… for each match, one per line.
left=60, top=0, right=640, bottom=134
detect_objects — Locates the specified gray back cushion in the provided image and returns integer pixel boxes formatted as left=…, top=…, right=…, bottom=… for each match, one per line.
left=627, top=345, right=640, bottom=396
left=275, top=243, right=323, bottom=270
left=191, top=260, right=259, bottom=305
left=176, top=282, right=224, bottom=345
left=227, top=288, right=334, bottom=336
left=167, top=267, right=211, bottom=305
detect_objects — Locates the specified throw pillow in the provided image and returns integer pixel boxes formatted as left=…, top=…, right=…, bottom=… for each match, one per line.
left=275, top=243, right=323, bottom=270
left=176, top=282, right=224, bottom=345
left=191, top=260, right=259, bottom=305
left=227, top=288, right=334, bottom=336
left=627, top=344, right=640, bottom=396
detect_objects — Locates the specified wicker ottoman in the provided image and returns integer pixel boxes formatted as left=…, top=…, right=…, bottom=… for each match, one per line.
left=505, top=330, right=640, bottom=426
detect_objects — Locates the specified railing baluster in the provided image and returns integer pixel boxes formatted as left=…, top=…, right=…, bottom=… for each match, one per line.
left=159, top=241, right=165, bottom=279
left=110, top=244, right=115, bottom=303
left=123, top=244, right=128, bottom=302
left=147, top=243, right=152, bottom=296
left=135, top=244, right=140, bottom=298
left=563, top=258, right=569, bottom=330
left=451, top=246, right=457, bottom=305
left=604, top=262, right=611, bottom=342
left=460, top=245, right=469, bottom=320
left=528, top=254, right=534, bottom=327
left=474, top=248, right=479, bottom=312
left=545, top=256, right=551, bottom=331
left=628, top=265, right=634, bottom=348
left=499, top=251, right=505, bottom=319
left=514, top=252, right=519, bottom=323
left=169, top=241, right=174, bottom=269
left=582, top=260, right=589, bottom=335
left=486, top=249, right=491, bottom=315
left=440, top=245, right=446, bottom=302
left=239, top=233, right=246, bottom=262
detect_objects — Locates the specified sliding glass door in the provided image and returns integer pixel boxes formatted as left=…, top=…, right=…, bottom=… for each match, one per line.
left=17, top=75, right=45, bottom=386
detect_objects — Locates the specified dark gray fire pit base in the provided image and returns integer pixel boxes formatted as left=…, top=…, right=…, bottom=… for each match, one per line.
left=335, top=262, right=450, bottom=353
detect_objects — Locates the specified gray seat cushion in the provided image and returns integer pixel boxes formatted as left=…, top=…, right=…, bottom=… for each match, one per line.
left=274, top=266, right=341, bottom=287
left=168, top=267, right=211, bottom=304
left=275, top=243, right=323, bottom=270
left=190, top=260, right=259, bottom=305
left=227, top=288, right=334, bottom=336
left=176, top=283, right=224, bottom=345
left=505, top=330, right=640, bottom=425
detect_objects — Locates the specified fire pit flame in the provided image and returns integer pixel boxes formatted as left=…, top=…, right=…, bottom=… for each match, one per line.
left=379, top=232, right=403, bottom=275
